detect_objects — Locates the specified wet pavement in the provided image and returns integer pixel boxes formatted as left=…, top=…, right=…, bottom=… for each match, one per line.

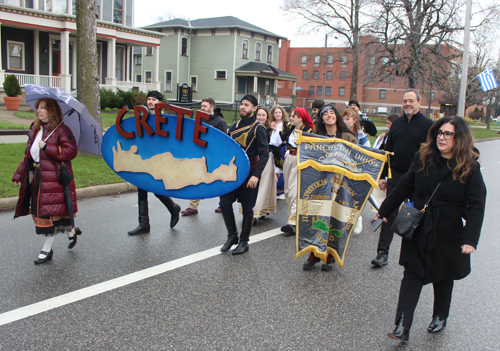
left=0, top=140, right=499, bottom=350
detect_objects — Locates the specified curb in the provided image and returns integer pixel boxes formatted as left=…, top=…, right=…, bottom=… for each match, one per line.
left=0, top=130, right=29, bottom=136
left=0, top=182, right=137, bottom=212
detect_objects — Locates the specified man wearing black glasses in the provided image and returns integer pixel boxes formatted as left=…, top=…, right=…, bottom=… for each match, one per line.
left=372, top=89, right=434, bottom=267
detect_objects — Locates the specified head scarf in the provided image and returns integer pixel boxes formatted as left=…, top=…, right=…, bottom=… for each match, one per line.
left=294, top=107, right=314, bottom=130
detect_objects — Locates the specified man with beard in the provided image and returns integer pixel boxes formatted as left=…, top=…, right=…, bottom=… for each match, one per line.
left=219, top=95, right=269, bottom=255
left=181, top=97, right=228, bottom=215
left=128, top=91, right=181, bottom=235
left=371, top=89, right=433, bottom=266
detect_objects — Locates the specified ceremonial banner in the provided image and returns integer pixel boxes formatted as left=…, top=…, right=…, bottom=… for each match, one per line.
left=296, top=132, right=390, bottom=268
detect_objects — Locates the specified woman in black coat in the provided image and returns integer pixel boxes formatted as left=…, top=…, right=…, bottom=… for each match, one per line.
left=376, top=116, right=486, bottom=343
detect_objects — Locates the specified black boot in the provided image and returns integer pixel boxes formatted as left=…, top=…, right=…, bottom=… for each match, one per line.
left=128, top=200, right=150, bottom=235
left=158, top=195, right=181, bottom=228
left=233, top=216, right=252, bottom=255
left=221, top=212, right=239, bottom=252
left=388, top=314, right=410, bottom=343
left=428, top=314, right=447, bottom=333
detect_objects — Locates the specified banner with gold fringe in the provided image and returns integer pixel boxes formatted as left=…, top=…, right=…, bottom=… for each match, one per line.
left=296, top=132, right=390, bottom=268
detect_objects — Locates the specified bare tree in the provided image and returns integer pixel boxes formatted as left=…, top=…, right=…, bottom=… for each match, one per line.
left=368, top=0, right=500, bottom=90
left=75, top=0, right=101, bottom=126
left=151, top=10, right=189, bottom=24
left=282, top=0, right=374, bottom=100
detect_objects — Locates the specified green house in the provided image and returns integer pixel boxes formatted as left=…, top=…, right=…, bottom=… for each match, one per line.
left=136, top=16, right=297, bottom=105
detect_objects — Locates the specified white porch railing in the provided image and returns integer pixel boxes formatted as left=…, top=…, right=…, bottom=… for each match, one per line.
left=277, top=96, right=293, bottom=105
left=116, top=81, right=159, bottom=92
left=0, top=72, right=63, bottom=88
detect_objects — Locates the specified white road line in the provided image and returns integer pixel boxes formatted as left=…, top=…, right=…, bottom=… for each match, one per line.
left=0, top=228, right=283, bottom=327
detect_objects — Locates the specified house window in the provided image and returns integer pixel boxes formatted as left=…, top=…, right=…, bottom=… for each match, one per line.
left=394, top=107, right=401, bottom=114
left=302, top=70, right=308, bottom=79
left=255, top=42, right=261, bottom=61
left=242, top=40, right=248, bottom=59
left=44, top=0, right=67, bottom=13
left=267, top=45, right=272, bottom=63
left=145, top=71, right=152, bottom=83
left=3, top=0, right=21, bottom=5
left=369, top=57, right=375, bottom=65
left=216, top=70, right=227, bottom=80
left=265, top=80, right=270, bottom=95
left=146, top=47, right=153, bottom=56
left=95, top=0, right=100, bottom=19
left=327, top=55, right=333, bottom=64
left=165, top=71, right=172, bottom=92
left=313, top=70, right=319, bottom=80
left=381, top=73, right=388, bottom=82
left=26, top=0, right=34, bottom=8
left=326, top=71, right=332, bottom=80
left=115, top=46, right=125, bottom=81
left=316, top=86, right=323, bottom=96
left=340, top=71, right=346, bottom=81
left=309, top=86, right=315, bottom=95
left=314, top=55, right=320, bottom=64
left=339, top=87, right=345, bottom=97
left=181, top=37, right=188, bottom=56
left=135, top=55, right=142, bottom=65
left=136, top=74, right=141, bottom=82
left=113, top=0, right=123, bottom=24
left=325, top=86, right=331, bottom=96
left=301, top=55, right=307, bottom=64
left=341, top=55, right=347, bottom=67
left=380, top=89, right=386, bottom=99
left=191, top=76, right=197, bottom=92
left=390, top=74, right=396, bottom=83
left=7, top=41, right=24, bottom=70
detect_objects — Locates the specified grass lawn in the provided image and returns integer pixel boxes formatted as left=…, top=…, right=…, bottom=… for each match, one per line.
left=0, top=143, right=124, bottom=198
left=0, top=122, right=30, bottom=130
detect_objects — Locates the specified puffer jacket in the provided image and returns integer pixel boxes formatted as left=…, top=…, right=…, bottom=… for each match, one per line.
left=13, top=122, right=78, bottom=218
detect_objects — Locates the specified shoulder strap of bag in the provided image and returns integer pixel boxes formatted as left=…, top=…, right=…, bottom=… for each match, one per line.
left=420, top=181, right=442, bottom=213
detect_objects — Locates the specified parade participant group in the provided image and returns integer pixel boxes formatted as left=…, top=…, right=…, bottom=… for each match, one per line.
left=12, top=90, right=486, bottom=344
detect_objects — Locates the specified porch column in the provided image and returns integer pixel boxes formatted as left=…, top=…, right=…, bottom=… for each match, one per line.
left=66, top=0, right=72, bottom=14
left=154, top=45, right=160, bottom=91
left=106, top=38, right=117, bottom=87
left=292, top=81, right=296, bottom=96
left=126, top=46, right=131, bottom=82
left=0, top=23, right=4, bottom=87
left=60, top=31, right=71, bottom=92
left=253, top=76, right=258, bottom=93
left=34, top=30, right=40, bottom=76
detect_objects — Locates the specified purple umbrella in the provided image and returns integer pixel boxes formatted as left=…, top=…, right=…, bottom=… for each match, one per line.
left=25, top=84, right=102, bottom=156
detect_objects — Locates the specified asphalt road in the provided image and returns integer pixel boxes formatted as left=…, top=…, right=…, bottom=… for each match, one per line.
left=0, top=140, right=499, bottom=350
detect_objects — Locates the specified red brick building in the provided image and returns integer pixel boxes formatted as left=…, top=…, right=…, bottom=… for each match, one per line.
left=278, top=38, right=454, bottom=118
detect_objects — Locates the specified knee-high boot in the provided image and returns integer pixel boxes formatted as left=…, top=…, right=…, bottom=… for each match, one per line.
left=128, top=200, right=150, bottom=235
left=221, top=212, right=239, bottom=252
left=158, top=195, right=181, bottom=228
left=232, top=216, right=252, bottom=255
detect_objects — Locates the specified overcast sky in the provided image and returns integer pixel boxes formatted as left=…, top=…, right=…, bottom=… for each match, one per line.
left=133, top=0, right=339, bottom=48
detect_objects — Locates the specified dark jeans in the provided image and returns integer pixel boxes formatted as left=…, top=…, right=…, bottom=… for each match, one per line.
left=395, top=268, right=454, bottom=328
left=376, top=171, right=403, bottom=254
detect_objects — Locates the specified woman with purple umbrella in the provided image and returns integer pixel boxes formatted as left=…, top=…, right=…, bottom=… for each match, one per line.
left=13, top=97, right=80, bottom=264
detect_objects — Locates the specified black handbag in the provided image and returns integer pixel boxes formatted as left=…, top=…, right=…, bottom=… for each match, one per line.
left=391, top=181, right=441, bottom=240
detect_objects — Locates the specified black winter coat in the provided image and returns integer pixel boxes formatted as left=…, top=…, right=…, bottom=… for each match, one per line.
left=379, top=153, right=486, bottom=284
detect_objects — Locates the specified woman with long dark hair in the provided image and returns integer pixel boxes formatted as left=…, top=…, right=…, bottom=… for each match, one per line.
left=376, top=116, right=486, bottom=343
left=13, top=97, right=79, bottom=264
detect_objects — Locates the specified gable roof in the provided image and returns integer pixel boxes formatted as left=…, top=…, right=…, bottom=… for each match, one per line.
left=235, top=62, right=297, bottom=81
left=142, top=16, right=286, bottom=40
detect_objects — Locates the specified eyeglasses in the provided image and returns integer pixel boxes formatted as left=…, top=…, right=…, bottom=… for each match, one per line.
left=435, top=130, right=454, bottom=140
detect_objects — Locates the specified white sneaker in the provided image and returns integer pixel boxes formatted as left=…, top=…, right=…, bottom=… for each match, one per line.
left=353, top=216, right=363, bottom=234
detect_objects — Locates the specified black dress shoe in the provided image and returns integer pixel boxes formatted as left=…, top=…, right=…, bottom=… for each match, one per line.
left=428, top=315, right=446, bottom=333
left=68, top=227, right=82, bottom=249
left=128, top=224, right=151, bottom=235
left=303, top=253, right=321, bottom=270
left=280, top=224, right=296, bottom=236
left=388, top=314, right=409, bottom=343
left=321, top=254, right=336, bottom=271
left=170, top=204, right=181, bottom=228
left=34, top=249, right=53, bottom=265
left=371, top=251, right=388, bottom=266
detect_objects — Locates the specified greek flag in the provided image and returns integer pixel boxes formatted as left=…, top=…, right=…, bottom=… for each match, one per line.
left=478, top=67, right=498, bottom=92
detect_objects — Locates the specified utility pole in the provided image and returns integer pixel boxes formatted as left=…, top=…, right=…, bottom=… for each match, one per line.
left=322, top=34, right=327, bottom=101
left=458, top=0, right=472, bottom=118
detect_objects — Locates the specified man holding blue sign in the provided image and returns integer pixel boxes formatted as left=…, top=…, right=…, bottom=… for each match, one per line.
left=128, top=91, right=181, bottom=235
left=220, top=95, right=269, bottom=255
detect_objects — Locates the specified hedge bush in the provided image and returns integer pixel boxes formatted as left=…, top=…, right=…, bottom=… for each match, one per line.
left=99, top=88, right=148, bottom=110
